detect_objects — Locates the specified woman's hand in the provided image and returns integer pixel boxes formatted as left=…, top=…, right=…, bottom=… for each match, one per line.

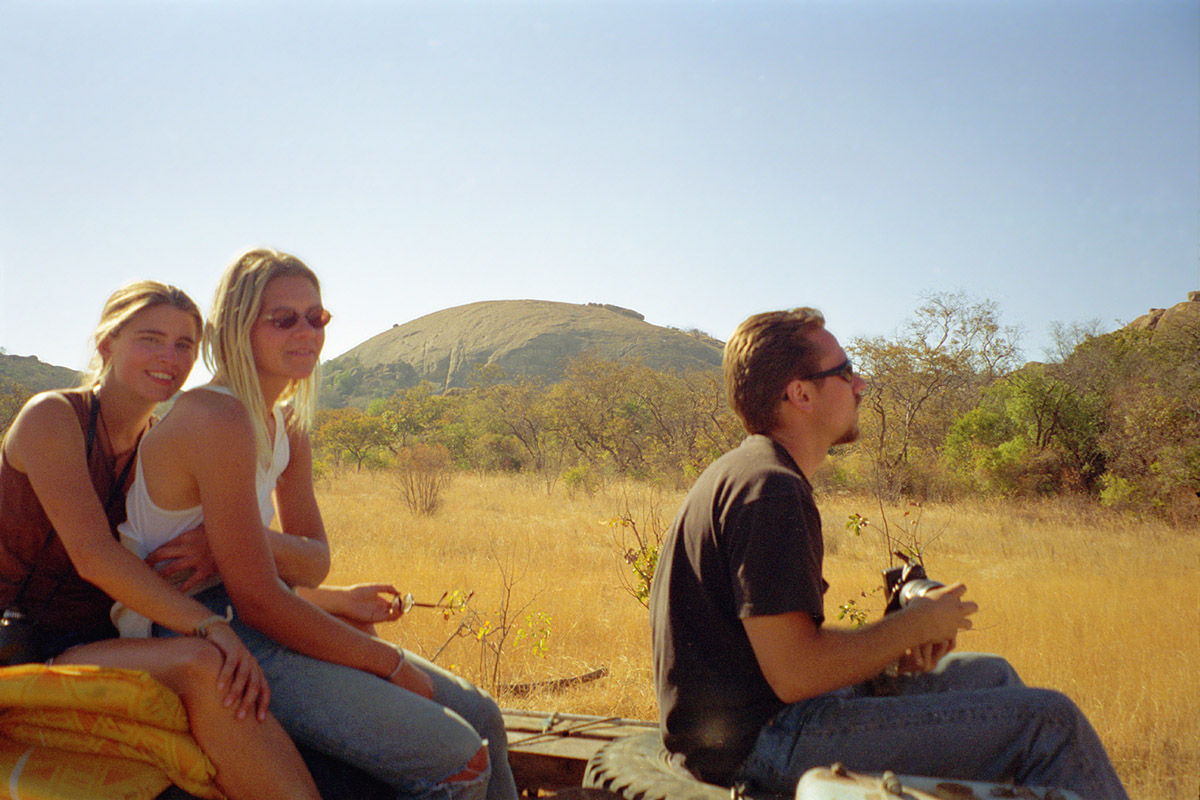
left=201, top=621, right=272, bottom=721
left=324, top=583, right=405, bottom=625
left=146, top=524, right=219, bottom=593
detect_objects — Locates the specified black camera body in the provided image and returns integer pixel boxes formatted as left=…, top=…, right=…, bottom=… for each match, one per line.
left=882, top=554, right=943, bottom=615
left=0, top=608, right=39, bottom=666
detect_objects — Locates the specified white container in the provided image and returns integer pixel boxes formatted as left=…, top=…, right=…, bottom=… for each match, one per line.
left=796, top=764, right=1080, bottom=800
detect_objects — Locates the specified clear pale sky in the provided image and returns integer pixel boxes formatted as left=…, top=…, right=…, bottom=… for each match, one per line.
left=2, top=0, right=1197, bottom=384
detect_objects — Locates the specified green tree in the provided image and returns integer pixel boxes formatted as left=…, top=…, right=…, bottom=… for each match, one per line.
left=626, top=365, right=740, bottom=483
left=469, top=378, right=560, bottom=473
left=850, top=292, right=1021, bottom=496
left=377, top=382, right=453, bottom=449
left=314, top=407, right=390, bottom=470
left=1094, top=318, right=1200, bottom=518
left=944, top=365, right=1104, bottom=494
left=545, top=356, right=737, bottom=484
left=547, top=356, right=651, bottom=475
left=1030, top=311, right=1200, bottom=518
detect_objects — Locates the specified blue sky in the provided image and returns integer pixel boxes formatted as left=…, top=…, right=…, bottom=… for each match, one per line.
left=1, top=0, right=1197, bottom=383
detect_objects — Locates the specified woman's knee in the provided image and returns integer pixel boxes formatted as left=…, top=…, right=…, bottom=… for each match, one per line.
left=445, top=743, right=489, bottom=784
left=154, top=638, right=225, bottom=695
left=449, top=686, right=506, bottom=745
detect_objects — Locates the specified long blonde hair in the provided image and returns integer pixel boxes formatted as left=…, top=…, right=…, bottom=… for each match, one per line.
left=204, top=247, right=321, bottom=467
left=83, top=281, right=203, bottom=388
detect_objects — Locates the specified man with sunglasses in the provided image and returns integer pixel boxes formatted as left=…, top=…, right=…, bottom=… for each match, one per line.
left=649, top=308, right=1127, bottom=799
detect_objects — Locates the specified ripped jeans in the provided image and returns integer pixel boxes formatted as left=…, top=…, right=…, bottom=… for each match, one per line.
left=735, top=653, right=1128, bottom=800
left=155, top=585, right=517, bottom=800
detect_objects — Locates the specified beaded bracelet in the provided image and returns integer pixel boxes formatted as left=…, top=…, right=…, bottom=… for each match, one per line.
left=385, top=648, right=406, bottom=681
left=193, top=606, right=234, bottom=638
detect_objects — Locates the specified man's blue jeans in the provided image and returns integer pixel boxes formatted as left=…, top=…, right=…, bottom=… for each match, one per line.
left=156, top=585, right=518, bottom=800
left=734, top=653, right=1128, bottom=800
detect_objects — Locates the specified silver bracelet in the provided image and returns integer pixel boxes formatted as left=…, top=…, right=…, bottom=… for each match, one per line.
left=385, top=648, right=406, bottom=681
left=193, top=605, right=234, bottom=638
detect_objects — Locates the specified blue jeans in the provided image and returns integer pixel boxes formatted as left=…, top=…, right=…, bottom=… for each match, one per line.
left=735, top=653, right=1128, bottom=800
left=156, top=585, right=517, bottom=800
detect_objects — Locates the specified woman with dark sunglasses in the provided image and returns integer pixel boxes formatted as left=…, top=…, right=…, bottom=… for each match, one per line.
left=112, top=248, right=516, bottom=800
left=0, top=281, right=321, bottom=800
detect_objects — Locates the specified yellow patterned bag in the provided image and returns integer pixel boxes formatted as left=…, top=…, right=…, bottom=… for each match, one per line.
left=0, top=664, right=221, bottom=800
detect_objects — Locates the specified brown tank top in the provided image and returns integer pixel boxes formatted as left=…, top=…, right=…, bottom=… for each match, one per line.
left=0, top=388, right=135, bottom=639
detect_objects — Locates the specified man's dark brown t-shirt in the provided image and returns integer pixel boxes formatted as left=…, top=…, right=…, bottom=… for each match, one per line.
left=650, top=435, right=826, bottom=786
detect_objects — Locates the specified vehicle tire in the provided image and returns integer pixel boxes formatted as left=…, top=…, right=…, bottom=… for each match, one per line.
left=583, top=732, right=732, bottom=800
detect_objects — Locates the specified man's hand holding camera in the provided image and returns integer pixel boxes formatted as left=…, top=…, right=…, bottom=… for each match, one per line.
left=899, top=583, right=977, bottom=673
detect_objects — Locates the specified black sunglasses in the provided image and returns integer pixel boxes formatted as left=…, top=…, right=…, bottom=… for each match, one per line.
left=262, top=307, right=332, bottom=331
left=783, top=359, right=855, bottom=400
left=801, top=358, right=855, bottom=383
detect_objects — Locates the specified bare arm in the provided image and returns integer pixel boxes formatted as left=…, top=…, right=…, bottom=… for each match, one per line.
left=147, top=420, right=330, bottom=591
left=6, top=394, right=270, bottom=718
left=8, top=394, right=229, bottom=636
left=185, top=398, right=430, bottom=697
left=269, top=421, right=330, bottom=588
left=743, top=584, right=976, bottom=703
left=294, top=584, right=404, bottom=626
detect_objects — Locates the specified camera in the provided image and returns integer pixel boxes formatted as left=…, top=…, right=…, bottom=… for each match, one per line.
left=0, top=608, right=39, bottom=665
left=882, top=551, right=943, bottom=615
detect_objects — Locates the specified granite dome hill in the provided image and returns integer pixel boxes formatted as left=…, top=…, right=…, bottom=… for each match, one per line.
left=320, top=300, right=724, bottom=408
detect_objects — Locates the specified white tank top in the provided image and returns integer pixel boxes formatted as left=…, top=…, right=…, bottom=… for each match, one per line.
left=112, top=386, right=291, bottom=637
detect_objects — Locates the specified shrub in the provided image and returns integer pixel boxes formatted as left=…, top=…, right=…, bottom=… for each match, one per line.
left=393, top=443, right=453, bottom=515
left=1098, top=473, right=1139, bottom=511
left=561, top=465, right=598, bottom=497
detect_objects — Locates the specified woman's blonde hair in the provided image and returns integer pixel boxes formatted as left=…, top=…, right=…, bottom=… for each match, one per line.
left=83, top=281, right=203, bottom=388
left=204, top=247, right=321, bottom=467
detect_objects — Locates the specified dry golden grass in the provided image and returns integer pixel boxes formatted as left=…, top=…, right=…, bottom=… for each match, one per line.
left=316, top=469, right=1199, bottom=800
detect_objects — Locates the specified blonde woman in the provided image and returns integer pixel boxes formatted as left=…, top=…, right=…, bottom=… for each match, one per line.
left=115, top=249, right=516, bottom=800
left=0, top=282, right=320, bottom=800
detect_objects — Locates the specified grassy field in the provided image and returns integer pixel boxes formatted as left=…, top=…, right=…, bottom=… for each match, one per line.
left=315, top=469, right=1199, bottom=800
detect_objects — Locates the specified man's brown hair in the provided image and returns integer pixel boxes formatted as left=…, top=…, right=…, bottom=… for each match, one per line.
left=723, top=307, right=826, bottom=434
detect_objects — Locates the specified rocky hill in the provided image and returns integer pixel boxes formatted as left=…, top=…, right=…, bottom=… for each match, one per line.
left=1127, top=290, right=1200, bottom=336
left=0, top=353, right=81, bottom=394
left=320, top=300, right=724, bottom=407
left=0, top=354, right=83, bottom=432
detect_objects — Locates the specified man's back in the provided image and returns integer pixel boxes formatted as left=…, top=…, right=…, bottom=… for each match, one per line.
left=649, top=435, right=824, bottom=785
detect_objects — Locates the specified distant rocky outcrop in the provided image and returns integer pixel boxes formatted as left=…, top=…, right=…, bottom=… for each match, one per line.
left=1127, top=292, right=1200, bottom=336
left=320, top=300, right=724, bottom=407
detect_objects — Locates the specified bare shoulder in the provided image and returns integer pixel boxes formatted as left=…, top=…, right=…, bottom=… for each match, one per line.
left=156, top=387, right=254, bottom=440
left=4, top=391, right=82, bottom=468
left=14, top=390, right=77, bottom=426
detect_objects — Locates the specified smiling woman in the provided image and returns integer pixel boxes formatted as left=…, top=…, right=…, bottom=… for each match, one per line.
left=0, top=281, right=321, bottom=800
left=114, top=247, right=519, bottom=800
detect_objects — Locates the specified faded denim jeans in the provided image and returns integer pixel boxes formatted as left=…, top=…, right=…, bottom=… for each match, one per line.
left=156, top=585, right=517, bottom=800
left=735, top=653, right=1128, bottom=800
